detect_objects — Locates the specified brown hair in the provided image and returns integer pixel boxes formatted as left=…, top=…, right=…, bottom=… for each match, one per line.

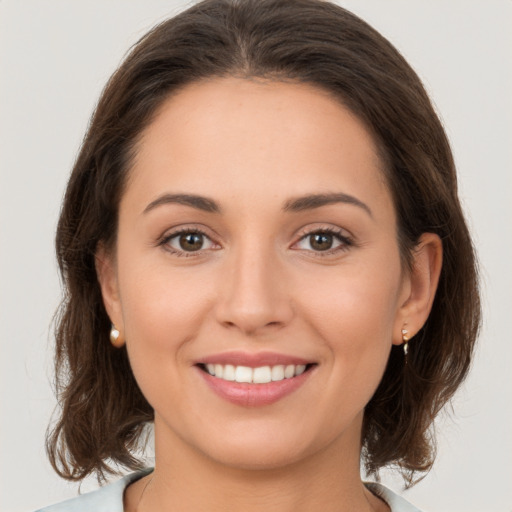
left=49, top=0, right=480, bottom=486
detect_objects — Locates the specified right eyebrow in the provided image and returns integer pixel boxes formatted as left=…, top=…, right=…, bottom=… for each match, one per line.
left=142, top=193, right=221, bottom=215
left=283, top=192, right=373, bottom=218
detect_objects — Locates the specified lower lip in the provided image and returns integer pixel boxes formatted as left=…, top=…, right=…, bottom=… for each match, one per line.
left=197, top=367, right=313, bottom=407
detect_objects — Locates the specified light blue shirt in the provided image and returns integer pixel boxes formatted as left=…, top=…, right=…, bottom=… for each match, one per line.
left=35, top=469, right=422, bottom=512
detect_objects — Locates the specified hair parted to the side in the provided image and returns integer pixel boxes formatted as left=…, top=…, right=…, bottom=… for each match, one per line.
left=49, top=0, right=480, bottom=486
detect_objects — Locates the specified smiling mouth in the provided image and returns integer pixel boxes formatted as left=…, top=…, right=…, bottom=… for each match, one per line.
left=198, top=363, right=315, bottom=384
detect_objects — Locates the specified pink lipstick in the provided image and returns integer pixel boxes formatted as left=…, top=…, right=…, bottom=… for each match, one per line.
left=195, top=351, right=316, bottom=407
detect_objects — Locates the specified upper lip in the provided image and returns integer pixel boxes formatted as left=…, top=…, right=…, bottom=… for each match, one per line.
left=196, top=351, right=313, bottom=368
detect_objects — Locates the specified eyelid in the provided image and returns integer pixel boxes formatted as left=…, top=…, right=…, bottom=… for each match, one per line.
left=291, top=224, right=354, bottom=255
left=158, top=224, right=221, bottom=256
left=156, top=223, right=354, bottom=257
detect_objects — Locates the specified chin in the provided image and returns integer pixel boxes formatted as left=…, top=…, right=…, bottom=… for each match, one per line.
left=189, top=419, right=346, bottom=473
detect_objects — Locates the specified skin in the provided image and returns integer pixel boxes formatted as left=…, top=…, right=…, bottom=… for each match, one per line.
left=97, top=77, right=442, bottom=512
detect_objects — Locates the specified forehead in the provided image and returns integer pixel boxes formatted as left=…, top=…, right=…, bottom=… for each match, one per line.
left=125, top=77, right=391, bottom=218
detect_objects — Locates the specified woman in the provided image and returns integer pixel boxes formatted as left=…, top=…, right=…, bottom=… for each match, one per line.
left=36, top=0, right=480, bottom=510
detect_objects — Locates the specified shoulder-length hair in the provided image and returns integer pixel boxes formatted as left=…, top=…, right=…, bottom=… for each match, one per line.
left=49, top=0, right=480, bottom=486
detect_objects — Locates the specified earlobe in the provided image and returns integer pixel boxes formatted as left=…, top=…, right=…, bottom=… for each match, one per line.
left=393, top=233, right=443, bottom=345
left=95, top=244, right=125, bottom=346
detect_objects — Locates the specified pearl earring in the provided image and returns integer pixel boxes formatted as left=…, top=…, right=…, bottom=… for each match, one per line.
left=109, top=325, right=124, bottom=347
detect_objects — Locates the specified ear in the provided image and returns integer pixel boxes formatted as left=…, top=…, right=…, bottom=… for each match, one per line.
left=95, top=243, right=125, bottom=347
left=393, top=233, right=443, bottom=345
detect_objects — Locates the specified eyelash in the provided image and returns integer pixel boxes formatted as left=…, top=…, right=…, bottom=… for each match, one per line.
left=158, top=227, right=217, bottom=257
left=158, top=226, right=354, bottom=258
left=293, top=226, right=354, bottom=256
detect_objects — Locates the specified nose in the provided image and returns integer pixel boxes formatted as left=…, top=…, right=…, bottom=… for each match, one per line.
left=214, top=241, right=294, bottom=336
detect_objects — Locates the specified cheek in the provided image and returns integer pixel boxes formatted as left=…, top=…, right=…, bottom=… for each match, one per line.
left=301, top=258, right=402, bottom=337
left=297, top=255, right=402, bottom=387
left=116, top=258, right=215, bottom=387
left=118, top=244, right=215, bottom=330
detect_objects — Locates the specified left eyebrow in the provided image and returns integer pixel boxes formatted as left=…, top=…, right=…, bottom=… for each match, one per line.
left=283, top=192, right=373, bottom=218
left=143, top=193, right=221, bottom=214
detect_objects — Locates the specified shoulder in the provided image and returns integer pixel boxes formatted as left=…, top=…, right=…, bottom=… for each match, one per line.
left=34, top=469, right=152, bottom=512
left=365, top=482, right=423, bottom=512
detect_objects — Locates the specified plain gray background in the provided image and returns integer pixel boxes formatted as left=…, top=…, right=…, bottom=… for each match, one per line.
left=1, top=1, right=511, bottom=511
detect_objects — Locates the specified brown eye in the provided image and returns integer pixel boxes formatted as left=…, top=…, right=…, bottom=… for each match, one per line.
left=309, top=233, right=333, bottom=251
left=294, top=229, right=348, bottom=254
left=165, top=230, right=216, bottom=254
left=179, top=232, right=204, bottom=251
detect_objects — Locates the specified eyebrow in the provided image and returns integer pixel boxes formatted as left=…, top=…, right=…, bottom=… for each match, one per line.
left=142, top=191, right=372, bottom=217
left=283, top=193, right=373, bottom=217
left=143, top=193, right=221, bottom=214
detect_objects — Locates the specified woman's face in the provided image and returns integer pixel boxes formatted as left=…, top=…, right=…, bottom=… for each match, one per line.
left=100, top=78, right=414, bottom=470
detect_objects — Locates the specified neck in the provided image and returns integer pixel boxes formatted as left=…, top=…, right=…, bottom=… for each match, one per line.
left=126, top=415, right=387, bottom=512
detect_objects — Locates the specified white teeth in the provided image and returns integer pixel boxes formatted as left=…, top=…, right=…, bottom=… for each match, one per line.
left=284, top=365, right=295, bottom=379
left=271, top=365, right=285, bottom=381
left=253, top=366, right=272, bottom=384
left=295, top=364, right=306, bottom=376
left=235, top=366, right=253, bottom=383
left=204, top=363, right=309, bottom=383
left=223, top=364, right=236, bottom=381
